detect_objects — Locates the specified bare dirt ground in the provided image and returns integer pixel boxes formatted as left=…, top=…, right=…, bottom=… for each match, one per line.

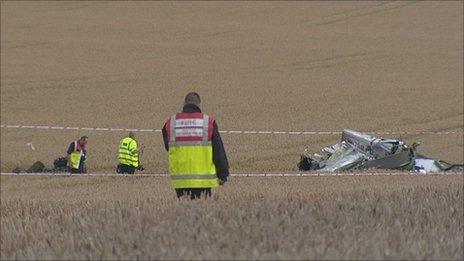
left=1, top=1, right=463, bottom=173
left=1, top=175, right=462, bottom=260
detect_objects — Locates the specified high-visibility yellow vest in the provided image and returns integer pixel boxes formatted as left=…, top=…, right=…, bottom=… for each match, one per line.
left=69, top=141, right=83, bottom=170
left=118, top=137, right=139, bottom=168
left=167, top=113, right=218, bottom=189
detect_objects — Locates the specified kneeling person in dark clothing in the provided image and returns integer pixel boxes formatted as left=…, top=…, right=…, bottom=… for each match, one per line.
left=117, top=131, right=144, bottom=174
left=67, top=136, right=88, bottom=174
left=162, top=92, right=230, bottom=199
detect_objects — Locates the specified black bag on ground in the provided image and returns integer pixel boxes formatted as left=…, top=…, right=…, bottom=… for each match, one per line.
left=53, top=156, right=69, bottom=172
left=27, top=161, right=45, bottom=173
left=54, top=157, right=68, bottom=168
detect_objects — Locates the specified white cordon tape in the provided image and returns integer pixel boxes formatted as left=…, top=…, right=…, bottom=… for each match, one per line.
left=0, top=124, right=462, bottom=136
left=0, top=172, right=462, bottom=177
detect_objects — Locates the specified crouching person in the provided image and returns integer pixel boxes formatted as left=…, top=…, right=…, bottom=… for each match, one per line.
left=117, top=131, right=145, bottom=174
left=67, top=136, right=88, bottom=174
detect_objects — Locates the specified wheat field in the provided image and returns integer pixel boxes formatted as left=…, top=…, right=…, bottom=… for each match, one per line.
left=1, top=175, right=463, bottom=260
left=1, top=1, right=463, bottom=260
left=1, top=1, right=463, bottom=173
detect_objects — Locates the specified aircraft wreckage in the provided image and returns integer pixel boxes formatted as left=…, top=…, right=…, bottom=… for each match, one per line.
left=298, top=129, right=463, bottom=173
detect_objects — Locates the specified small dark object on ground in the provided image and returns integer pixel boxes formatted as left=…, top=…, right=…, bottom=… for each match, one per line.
left=53, top=157, right=68, bottom=171
left=26, top=161, right=45, bottom=173
left=12, top=156, right=70, bottom=174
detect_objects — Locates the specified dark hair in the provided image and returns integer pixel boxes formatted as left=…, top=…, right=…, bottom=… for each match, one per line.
left=184, top=92, right=201, bottom=105
left=80, top=136, right=88, bottom=140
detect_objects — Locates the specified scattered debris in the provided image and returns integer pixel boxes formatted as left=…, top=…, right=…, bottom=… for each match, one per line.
left=12, top=156, right=69, bottom=174
left=298, top=129, right=463, bottom=173
left=26, top=142, right=35, bottom=150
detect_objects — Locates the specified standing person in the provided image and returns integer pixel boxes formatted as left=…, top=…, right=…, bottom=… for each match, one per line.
left=117, top=131, right=145, bottom=174
left=67, top=136, right=88, bottom=174
left=162, top=92, right=229, bottom=199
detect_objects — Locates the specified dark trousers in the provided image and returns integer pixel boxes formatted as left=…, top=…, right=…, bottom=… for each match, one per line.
left=70, top=166, right=85, bottom=174
left=117, top=164, right=135, bottom=174
left=175, top=188, right=212, bottom=199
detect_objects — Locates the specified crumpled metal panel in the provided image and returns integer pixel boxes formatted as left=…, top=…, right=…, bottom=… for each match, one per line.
left=362, top=150, right=413, bottom=170
left=300, top=130, right=415, bottom=172
left=318, top=143, right=366, bottom=172
left=298, top=129, right=462, bottom=173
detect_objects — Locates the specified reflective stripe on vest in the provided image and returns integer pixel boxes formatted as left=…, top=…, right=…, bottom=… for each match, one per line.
left=168, top=113, right=218, bottom=189
left=119, top=137, right=139, bottom=167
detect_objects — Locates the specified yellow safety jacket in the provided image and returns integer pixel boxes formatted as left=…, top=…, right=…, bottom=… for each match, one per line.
left=167, top=113, right=218, bottom=189
left=70, top=141, right=83, bottom=170
left=70, top=152, right=81, bottom=169
left=118, top=137, right=139, bottom=168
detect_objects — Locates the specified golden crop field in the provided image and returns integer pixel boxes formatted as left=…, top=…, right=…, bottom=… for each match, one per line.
left=1, top=1, right=463, bottom=260
left=1, top=175, right=463, bottom=260
left=0, top=1, right=462, bottom=173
